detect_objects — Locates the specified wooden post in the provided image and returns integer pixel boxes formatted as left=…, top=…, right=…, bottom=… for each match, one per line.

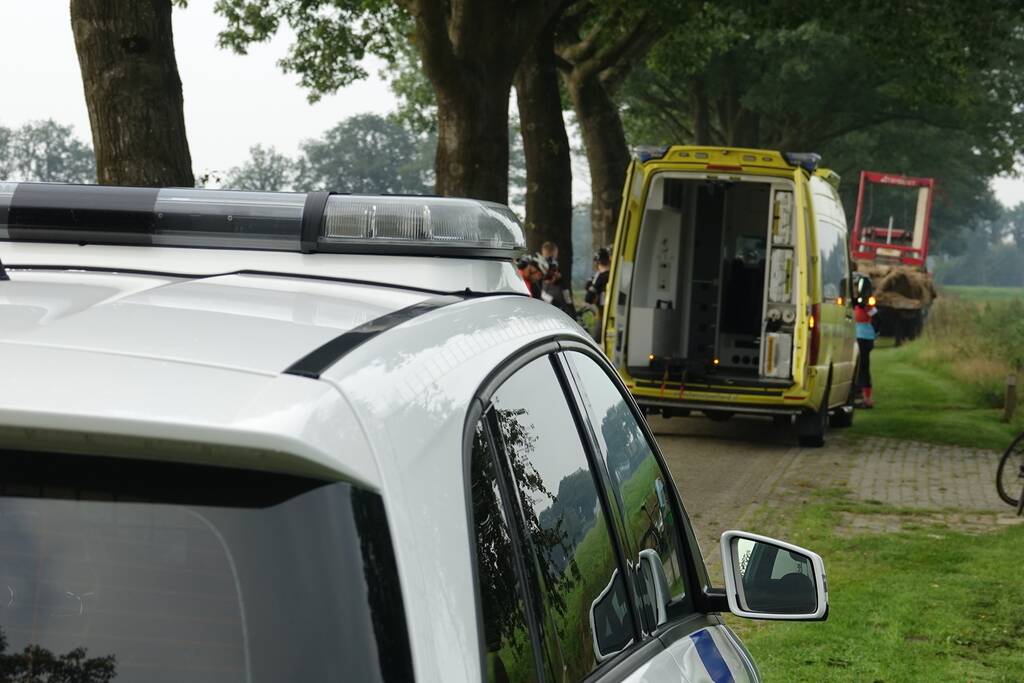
left=1005, top=373, right=1018, bottom=423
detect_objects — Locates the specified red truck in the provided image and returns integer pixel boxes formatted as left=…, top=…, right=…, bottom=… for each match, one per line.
left=850, top=171, right=938, bottom=343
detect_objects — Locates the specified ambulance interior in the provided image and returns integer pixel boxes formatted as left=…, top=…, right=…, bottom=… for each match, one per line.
left=626, top=174, right=798, bottom=383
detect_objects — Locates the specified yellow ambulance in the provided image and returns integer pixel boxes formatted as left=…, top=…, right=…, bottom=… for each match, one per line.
left=602, top=146, right=857, bottom=447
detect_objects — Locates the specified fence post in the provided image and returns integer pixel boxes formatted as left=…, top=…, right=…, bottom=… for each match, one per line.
left=1005, top=373, right=1018, bottom=423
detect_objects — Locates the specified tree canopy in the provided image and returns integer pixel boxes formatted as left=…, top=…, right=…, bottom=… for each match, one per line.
left=620, top=0, right=1024, bottom=254
left=295, top=113, right=433, bottom=194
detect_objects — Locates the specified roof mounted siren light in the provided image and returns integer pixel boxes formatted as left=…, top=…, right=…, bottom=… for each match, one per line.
left=782, top=152, right=822, bottom=173
left=0, top=182, right=526, bottom=259
left=0, top=182, right=12, bottom=280
left=634, top=145, right=670, bottom=163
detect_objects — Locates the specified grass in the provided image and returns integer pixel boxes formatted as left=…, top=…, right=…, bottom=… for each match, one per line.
left=731, top=489, right=1024, bottom=682
left=848, top=342, right=1024, bottom=451
left=941, top=285, right=1024, bottom=302
left=849, top=287, right=1024, bottom=451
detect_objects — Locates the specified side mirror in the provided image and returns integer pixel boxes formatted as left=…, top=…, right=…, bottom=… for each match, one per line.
left=720, top=530, right=828, bottom=621
left=638, top=548, right=671, bottom=627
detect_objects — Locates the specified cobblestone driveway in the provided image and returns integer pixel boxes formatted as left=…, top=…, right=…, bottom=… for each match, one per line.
left=649, top=415, right=1018, bottom=581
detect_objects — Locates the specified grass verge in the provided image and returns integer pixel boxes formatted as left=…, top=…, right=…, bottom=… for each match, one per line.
left=730, top=489, right=1024, bottom=682
left=941, top=285, right=1024, bottom=302
left=848, top=341, right=1024, bottom=451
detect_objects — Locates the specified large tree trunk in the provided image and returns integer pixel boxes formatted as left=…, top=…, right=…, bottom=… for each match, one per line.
left=402, top=0, right=561, bottom=204
left=566, top=71, right=630, bottom=252
left=71, top=0, right=193, bottom=187
left=516, top=24, right=573, bottom=273
left=434, top=78, right=512, bottom=203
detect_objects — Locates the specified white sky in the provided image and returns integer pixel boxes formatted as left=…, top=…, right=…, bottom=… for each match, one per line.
left=0, top=0, right=1020, bottom=208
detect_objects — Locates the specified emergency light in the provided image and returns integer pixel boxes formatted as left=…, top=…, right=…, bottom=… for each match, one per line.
left=0, top=182, right=525, bottom=258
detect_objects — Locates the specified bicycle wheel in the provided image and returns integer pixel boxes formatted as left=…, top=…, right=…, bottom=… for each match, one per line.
left=996, top=432, right=1024, bottom=506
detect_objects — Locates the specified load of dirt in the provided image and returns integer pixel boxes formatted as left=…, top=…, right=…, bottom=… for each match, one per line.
left=855, top=261, right=937, bottom=310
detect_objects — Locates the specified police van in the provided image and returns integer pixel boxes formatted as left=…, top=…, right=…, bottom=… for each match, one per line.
left=603, top=147, right=858, bottom=447
left=0, top=182, right=828, bottom=682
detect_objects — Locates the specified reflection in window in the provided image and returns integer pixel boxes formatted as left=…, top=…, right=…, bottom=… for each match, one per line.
left=567, top=353, right=689, bottom=629
left=471, top=422, right=539, bottom=683
left=738, top=540, right=816, bottom=614
left=817, top=221, right=848, bottom=302
left=491, top=357, right=633, bottom=679
left=0, top=450, right=413, bottom=683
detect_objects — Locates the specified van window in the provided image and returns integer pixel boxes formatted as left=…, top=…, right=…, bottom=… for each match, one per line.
left=490, top=356, right=635, bottom=677
left=564, top=353, right=691, bottom=629
left=470, top=422, right=540, bottom=683
left=817, top=221, right=848, bottom=302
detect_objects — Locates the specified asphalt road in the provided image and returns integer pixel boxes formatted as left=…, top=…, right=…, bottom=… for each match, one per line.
left=648, top=413, right=825, bottom=582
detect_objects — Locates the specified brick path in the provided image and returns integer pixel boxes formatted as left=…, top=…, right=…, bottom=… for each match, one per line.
left=650, top=415, right=1018, bottom=582
left=846, top=437, right=1005, bottom=511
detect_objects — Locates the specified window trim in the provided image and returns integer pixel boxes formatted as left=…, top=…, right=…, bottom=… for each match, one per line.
left=553, top=352, right=650, bottom=636
left=484, top=352, right=640, bottom=676
left=463, top=335, right=723, bottom=682
left=481, top=408, right=550, bottom=679
left=556, top=341, right=718, bottom=613
left=461, top=337, right=566, bottom=682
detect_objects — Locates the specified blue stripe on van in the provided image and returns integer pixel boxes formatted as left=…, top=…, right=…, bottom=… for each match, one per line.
left=690, top=629, right=735, bottom=683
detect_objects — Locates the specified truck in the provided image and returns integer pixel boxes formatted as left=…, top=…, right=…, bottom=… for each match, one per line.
left=850, top=170, right=938, bottom=344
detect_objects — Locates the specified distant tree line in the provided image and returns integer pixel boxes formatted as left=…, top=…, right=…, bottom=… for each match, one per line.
left=0, top=120, right=95, bottom=184
left=934, top=203, right=1024, bottom=287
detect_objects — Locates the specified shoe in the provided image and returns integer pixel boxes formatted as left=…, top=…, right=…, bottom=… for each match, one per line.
left=863, top=387, right=874, bottom=409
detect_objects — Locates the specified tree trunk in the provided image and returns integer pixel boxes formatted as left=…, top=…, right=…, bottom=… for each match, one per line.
left=71, top=0, right=193, bottom=187
left=403, top=0, right=562, bottom=204
left=516, top=25, right=573, bottom=273
left=566, top=71, right=630, bottom=252
left=692, top=76, right=711, bottom=145
left=434, top=78, right=512, bottom=203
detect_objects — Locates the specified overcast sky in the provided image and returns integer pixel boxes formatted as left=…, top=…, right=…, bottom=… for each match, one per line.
left=0, top=1, right=1021, bottom=208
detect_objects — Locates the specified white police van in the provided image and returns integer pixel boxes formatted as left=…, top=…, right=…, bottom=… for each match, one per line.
left=0, top=182, right=828, bottom=682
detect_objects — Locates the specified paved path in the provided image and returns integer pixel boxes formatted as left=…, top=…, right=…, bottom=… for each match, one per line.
left=649, top=415, right=1016, bottom=582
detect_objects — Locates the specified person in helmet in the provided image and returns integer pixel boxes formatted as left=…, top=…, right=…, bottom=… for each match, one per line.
left=584, top=247, right=612, bottom=341
left=540, top=241, right=576, bottom=316
left=516, top=253, right=546, bottom=299
left=853, top=273, right=878, bottom=408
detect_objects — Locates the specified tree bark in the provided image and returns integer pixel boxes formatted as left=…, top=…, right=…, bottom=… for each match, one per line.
left=516, top=24, right=573, bottom=273
left=401, top=0, right=561, bottom=204
left=557, top=12, right=659, bottom=251
left=434, top=77, right=513, bottom=202
left=565, top=70, right=629, bottom=252
left=71, top=0, right=193, bottom=187
left=692, top=76, right=711, bottom=145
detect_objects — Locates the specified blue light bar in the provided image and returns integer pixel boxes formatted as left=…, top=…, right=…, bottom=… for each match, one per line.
left=782, top=152, right=822, bottom=173
left=0, top=182, right=525, bottom=258
left=634, top=145, right=670, bottom=163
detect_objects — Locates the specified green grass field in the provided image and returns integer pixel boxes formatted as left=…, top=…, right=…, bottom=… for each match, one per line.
left=942, top=285, right=1024, bottom=302
left=732, top=284, right=1024, bottom=680
left=733, top=490, right=1024, bottom=682
left=848, top=342, right=1024, bottom=451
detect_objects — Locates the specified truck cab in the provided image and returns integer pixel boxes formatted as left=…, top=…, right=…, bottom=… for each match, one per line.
left=603, top=146, right=858, bottom=447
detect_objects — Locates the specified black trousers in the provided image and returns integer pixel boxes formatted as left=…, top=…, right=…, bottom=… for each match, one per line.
left=857, top=338, right=874, bottom=389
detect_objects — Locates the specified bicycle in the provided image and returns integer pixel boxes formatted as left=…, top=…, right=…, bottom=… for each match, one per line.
left=996, top=431, right=1024, bottom=516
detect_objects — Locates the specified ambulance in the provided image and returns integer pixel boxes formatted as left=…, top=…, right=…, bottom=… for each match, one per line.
left=603, top=147, right=858, bottom=446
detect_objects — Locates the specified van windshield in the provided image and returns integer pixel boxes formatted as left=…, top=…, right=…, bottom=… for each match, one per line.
left=0, top=449, right=412, bottom=683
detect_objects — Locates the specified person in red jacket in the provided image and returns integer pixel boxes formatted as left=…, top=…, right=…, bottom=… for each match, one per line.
left=516, top=254, right=545, bottom=299
left=854, top=274, right=878, bottom=408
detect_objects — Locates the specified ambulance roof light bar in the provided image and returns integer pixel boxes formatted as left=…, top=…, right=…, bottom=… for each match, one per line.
left=0, top=182, right=525, bottom=258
